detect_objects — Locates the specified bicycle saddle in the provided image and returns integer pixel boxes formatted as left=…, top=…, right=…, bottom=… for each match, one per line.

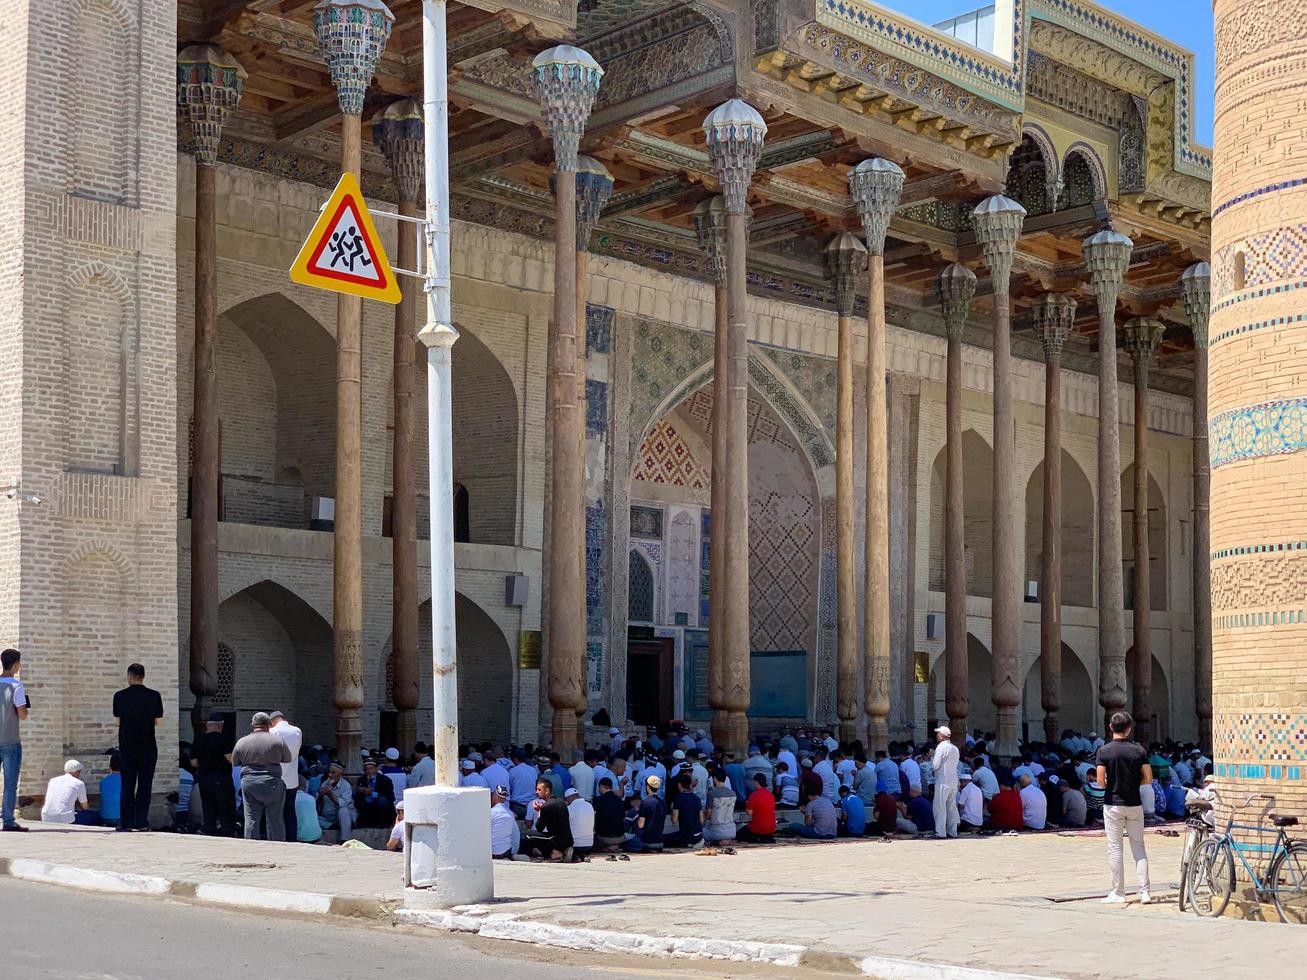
left=1271, top=814, right=1299, bottom=827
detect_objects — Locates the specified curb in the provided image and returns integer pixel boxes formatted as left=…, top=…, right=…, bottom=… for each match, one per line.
left=1, top=857, right=1052, bottom=979
left=396, top=907, right=808, bottom=967
left=0, top=856, right=390, bottom=920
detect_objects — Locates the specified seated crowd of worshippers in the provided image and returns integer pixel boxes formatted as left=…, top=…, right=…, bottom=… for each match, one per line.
left=444, top=726, right=1213, bottom=861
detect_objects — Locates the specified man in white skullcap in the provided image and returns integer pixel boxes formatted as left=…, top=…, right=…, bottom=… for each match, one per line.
left=41, top=760, right=89, bottom=824
left=931, top=726, right=960, bottom=839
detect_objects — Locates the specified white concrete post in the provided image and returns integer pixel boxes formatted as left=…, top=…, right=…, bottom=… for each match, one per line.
left=405, top=0, right=493, bottom=909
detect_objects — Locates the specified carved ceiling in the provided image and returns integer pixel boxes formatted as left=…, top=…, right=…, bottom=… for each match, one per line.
left=178, top=0, right=1209, bottom=391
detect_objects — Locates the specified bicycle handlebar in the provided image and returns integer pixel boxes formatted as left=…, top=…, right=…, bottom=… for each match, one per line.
left=1234, top=793, right=1275, bottom=810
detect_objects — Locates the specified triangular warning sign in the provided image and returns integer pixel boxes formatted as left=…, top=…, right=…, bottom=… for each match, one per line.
left=290, top=172, right=401, bottom=304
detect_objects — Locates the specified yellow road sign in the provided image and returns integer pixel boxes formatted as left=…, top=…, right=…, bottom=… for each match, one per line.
left=289, top=172, right=401, bottom=304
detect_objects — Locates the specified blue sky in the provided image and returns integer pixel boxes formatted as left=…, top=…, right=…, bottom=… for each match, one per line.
left=880, top=2, right=1215, bottom=145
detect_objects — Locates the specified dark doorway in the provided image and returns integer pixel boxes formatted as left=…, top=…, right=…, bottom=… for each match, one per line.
left=627, top=634, right=674, bottom=727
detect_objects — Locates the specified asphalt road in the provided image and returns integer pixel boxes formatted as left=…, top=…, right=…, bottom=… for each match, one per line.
left=0, top=877, right=813, bottom=979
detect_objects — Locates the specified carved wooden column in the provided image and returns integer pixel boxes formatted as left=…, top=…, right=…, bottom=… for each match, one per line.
left=694, top=196, right=730, bottom=748
left=825, top=231, right=868, bottom=744
left=1082, top=229, right=1134, bottom=727
left=533, top=44, right=603, bottom=754
left=972, top=195, right=1027, bottom=758
left=849, top=158, right=904, bottom=751
left=936, top=263, right=976, bottom=746
left=571, top=155, right=612, bottom=728
left=314, top=0, right=395, bottom=770
left=1031, top=293, right=1078, bottom=743
left=1179, top=263, right=1212, bottom=746
left=703, top=100, right=766, bottom=756
left=1125, top=317, right=1164, bottom=742
left=374, top=99, right=423, bottom=752
left=177, top=45, right=245, bottom=738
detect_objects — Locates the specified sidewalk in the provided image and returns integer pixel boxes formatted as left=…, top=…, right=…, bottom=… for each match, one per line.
left=3, top=825, right=1305, bottom=978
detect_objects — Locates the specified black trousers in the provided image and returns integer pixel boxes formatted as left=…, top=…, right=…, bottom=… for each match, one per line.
left=119, top=746, right=158, bottom=831
left=197, top=771, right=238, bottom=837
left=282, top=785, right=298, bottom=843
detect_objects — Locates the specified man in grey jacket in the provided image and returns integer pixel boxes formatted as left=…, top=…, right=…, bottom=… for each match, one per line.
left=232, top=712, right=292, bottom=841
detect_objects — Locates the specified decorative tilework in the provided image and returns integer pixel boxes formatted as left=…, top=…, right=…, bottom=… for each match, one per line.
left=628, top=549, right=655, bottom=622
left=586, top=304, right=613, bottom=355
left=762, top=347, right=837, bottom=437
left=1209, top=397, right=1307, bottom=468
left=1212, top=553, right=1307, bottom=610
left=749, top=487, right=817, bottom=652
left=632, top=419, right=710, bottom=489
left=1212, top=541, right=1307, bottom=561
left=586, top=501, right=606, bottom=637
left=586, top=640, right=604, bottom=700
left=1214, top=223, right=1307, bottom=296
left=1212, top=312, right=1307, bottom=347
left=629, top=319, right=711, bottom=448
left=1212, top=279, right=1307, bottom=313
left=1214, top=610, right=1307, bottom=629
left=748, top=357, right=835, bottom=468
left=699, top=509, right=711, bottom=626
left=1215, top=712, right=1307, bottom=769
left=1213, top=177, right=1307, bottom=218
left=585, top=379, right=608, bottom=438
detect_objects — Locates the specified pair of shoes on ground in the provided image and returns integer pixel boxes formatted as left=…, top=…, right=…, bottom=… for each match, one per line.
left=1101, top=891, right=1151, bottom=905
left=1, top=823, right=28, bottom=833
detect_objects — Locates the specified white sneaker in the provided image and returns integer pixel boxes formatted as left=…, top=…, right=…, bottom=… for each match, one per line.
left=1101, top=892, right=1127, bottom=904
left=1137, top=891, right=1152, bottom=905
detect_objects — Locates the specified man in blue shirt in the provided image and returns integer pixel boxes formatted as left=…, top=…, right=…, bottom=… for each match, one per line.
left=624, top=774, right=667, bottom=852
left=98, top=755, right=123, bottom=826
left=837, top=785, right=866, bottom=836
left=905, top=786, right=934, bottom=834
left=873, top=750, right=900, bottom=797
left=507, top=750, right=539, bottom=819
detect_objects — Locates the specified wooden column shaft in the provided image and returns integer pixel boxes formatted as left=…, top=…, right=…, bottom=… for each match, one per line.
left=864, top=254, right=890, bottom=749
left=835, top=312, right=858, bottom=741
left=990, top=288, right=1020, bottom=755
left=1040, top=356, right=1062, bottom=742
left=547, top=170, right=583, bottom=754
left=189, top=161, right=220, bottom=737
left=391, top=196, right=420, bottom=751
left=708, top=285, right=729, bottom=748
left=1132, top=369, right=1152, bottom=736
left=944, top=329, right=967, bottom=741
left=576, top=246, right=590, bottom=723
left=1097, top=310, right=1127, bottom=722
left=333, top=116, right=366, bottom=771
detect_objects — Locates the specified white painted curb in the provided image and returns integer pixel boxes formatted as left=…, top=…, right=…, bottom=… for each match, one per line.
left=859, top=956, right=1064, bottom=980
left=7, top=858, right=171, bottom=896
left=397, top=908, right=805, bottom=967
left=194, top=882, right=335, bottom=915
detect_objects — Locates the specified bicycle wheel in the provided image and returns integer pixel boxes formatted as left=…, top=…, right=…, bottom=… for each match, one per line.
left=1187, top=837, right=1234, bottom=917
left=1269, top=840, right=1307, bottom=924
left=1178, top=826, right=1201, bottom=912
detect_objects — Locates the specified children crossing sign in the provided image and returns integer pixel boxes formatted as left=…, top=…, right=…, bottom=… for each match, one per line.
left=290, top=172, right=402, bottom=304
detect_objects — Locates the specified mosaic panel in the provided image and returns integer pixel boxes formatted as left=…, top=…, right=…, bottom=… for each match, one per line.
left=586, top=501, right=607, bottom=637
left=1212, top=312, right=1307, bottom=347
left=749, top=487, right=816, bottom=652
left=629, top=319, right=711, bottom=447
left=1215, top=711, right=1307, bottom=773
left=699, top=510, right=712, bottom=626
left=666, top=510, right=699, bottom=626
left=587, top=640, right=604, bottom=701
left=632, top=419, right=710, bottom=489
left=748, top=357, right=835, bottom=468
left=1213, top=177, right=1307, bottom=218
left=1214, top=223, right=1307, bottom=297
left=216, top=642, right=234, bottom=707
left=585, top=379, right=608, bottom=438
left=1209, top=398, right=1307, bottom=468
left=586, top=303, right=613, bottom=356
left=1213, top=278, right=1307, bottom=313
left=685, top=383, right=800, bottom=452
left=762, top=348, right=837, bottom=437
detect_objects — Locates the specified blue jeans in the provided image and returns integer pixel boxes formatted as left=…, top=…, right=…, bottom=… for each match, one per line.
left=0, top=742, right=20, bottom=825
left=791, top=824, right=834, bottom=839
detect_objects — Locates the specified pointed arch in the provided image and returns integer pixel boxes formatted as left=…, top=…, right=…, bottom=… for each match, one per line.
left=928, top=429, right=995, bottom=597
left=1060, top=144, right=1107, bottom=207
left=628, top=549, right=655, bottom=623
left=1024, top=448, right=1096, bottom=608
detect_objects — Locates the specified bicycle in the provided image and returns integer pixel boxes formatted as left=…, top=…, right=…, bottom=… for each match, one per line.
left=1177, top=796, right=1214, bottom=913
left=1186, top=793, right=1307, bottom=923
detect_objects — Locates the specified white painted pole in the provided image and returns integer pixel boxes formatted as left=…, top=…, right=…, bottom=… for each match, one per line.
left=419, top=0, right=459, bottom=788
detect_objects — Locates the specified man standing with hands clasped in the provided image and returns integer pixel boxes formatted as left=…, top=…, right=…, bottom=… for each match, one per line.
left=931, top=725, right=960, bottom=839
left=112, top=663, right=163, bottom=831
left=1097, top=710, right=1153, bottom=904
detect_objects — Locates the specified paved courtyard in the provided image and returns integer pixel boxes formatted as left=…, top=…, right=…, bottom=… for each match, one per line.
left=2, top=824, right=1305, bottom=978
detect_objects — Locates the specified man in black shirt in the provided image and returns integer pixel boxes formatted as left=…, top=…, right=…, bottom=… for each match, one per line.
left=592, top=776, right=627, bottom=852
left=520, top=778, right=573, bottom=861
left=111, top=663, right=164, bottom=831
left=189, top=714, right=236, bottom=836
left=1095, top=711, right=1154, bottom=904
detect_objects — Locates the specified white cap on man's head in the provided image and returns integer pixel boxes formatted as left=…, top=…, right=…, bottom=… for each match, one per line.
left=460, top=759, right=475, bottom=771
left=935, top=725, right=952, bottom=738
left=564, top=787, right=579, bottom=799
left=64, top=759, right=82, bottom=774
left=608, top=727, right=620, bottom=736
left=385, top=747, right=400, bottom=761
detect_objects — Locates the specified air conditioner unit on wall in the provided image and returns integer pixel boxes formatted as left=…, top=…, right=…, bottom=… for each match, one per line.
left=310, top=496, right=335, bottom=531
